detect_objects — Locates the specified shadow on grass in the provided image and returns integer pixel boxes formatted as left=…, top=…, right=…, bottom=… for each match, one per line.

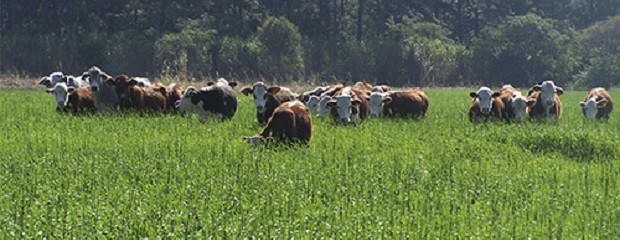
left=515, top=133, right=617, bottom=163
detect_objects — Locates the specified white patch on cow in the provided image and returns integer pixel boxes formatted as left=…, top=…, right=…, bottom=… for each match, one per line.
left=580, top=96, right=606, bottom=119
left=538, top=81, right=562, bottom=109
left=330, top=89, right=361, bottom=123
left=510, top=92, right=530, bottom=122
left=48, top=82, right=72, bottom=109
left=317, top=96, right=331, bottom=118
left=368, top=92, right=389, bottom=117
left=176, top=87, right=209, bottom=122
left=132, top=77, right=151, bottom=87
left=305, top=95, right=320, bottom=111
left=472, top=87, right=494, bottom=114
left=39, top=76, right=52, bottom=86
left=49, top=72, right=64, bottom=85
left=372, top=86, right=384, bottom=93
left=251, top=82, right=268, bottom=112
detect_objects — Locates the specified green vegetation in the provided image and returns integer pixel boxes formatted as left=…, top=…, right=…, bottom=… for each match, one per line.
left=0, top=89, right=618, bottom=238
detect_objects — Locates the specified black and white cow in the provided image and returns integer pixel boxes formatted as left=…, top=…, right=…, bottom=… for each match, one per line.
left=175, top=79, right=238, bottom=122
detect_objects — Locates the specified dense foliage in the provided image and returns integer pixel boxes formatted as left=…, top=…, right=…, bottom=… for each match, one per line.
left=0, top=1, right=618, bottom=86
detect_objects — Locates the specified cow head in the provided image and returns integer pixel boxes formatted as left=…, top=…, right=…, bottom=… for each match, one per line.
left=367, top=92, right=392, bottom=117
left=530, top=81, right=563, bottom=109
left=38, top=72, right=64, bottom=88
left=240, top=82, right=280, bottom=113
left=38, top=76, right=52, bottom=87
left=305, top=95, right=320, bottom=111
left=510, top=92, right=536, bottom=122
left=46, top=82, right=75, bottom=110
left=580, top=96, right=607, bottom=119
left=88, top=66, right=112, bottom=92
left=470, top=87, right=500, bottom=114
left=317, top=96, right=332, bottom=118
left=175, top=86, right=203, bottom=114
left=326, top=90, right=362, bottom=123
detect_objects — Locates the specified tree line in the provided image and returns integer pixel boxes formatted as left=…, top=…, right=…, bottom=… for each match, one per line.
left=0, top=0, right=618, bottom=87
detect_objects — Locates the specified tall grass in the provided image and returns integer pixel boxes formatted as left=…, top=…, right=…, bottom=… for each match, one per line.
left=0, top=89, right=618, bottom=238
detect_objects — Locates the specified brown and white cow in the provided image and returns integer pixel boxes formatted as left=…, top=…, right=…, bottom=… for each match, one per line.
left=46, top=82, right=96, bottom=113
left=468, top=86, right=504, bottom=122
left=244, top=100, right=312, bottom=146
left=107, top=75, right=166, bottom=112
left=497, top=85, right=536, bottom=122
left=526, top=81, right=564, bottom=120
left=241, top=81, right=297, bottom=124
left=367, top=88, right=428, bottom=119
left=580, top=87, right=613, bottom=120
left=326, top=86, right=370, bottom=124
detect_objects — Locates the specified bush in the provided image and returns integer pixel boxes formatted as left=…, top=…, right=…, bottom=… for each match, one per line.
left=256, top=17, right=304, bottom=81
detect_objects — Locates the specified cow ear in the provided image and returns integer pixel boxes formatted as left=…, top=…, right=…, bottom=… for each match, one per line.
left=597, top=99, right=608, bottom=108
left=532, top=85, right=541, bottom=91
left=128, top=79, right=138, bottom=86
left=555, top=87, right=564, bottom=96
left=365, top=95, right=371, bottom=101
left=326, top=100, right=337, bottom=108
left=527, top=99, right=537, bottom=107
left=267, top=86, right=281, bottom=95
left=39, top=77, right=51, bottom=86
left=206, top=81, right=215, bottom=86
left=383, top=96, right=392, bottom=104
left=492, top=92, right=501, bottom=98
left=155, top=86, right=167, bottom=95
left=240, top=87, right=253, bottom=96
left=228, top=81, right=238, bottom=88
left=469, top=91, right=477, bottom=98
left=351, top=99, right=362, bottom=106
left=579, top=101, right=586, bottom=107
left=60, top=76, right=68, bottom=83
left=67, top=87, right=76, bottom=93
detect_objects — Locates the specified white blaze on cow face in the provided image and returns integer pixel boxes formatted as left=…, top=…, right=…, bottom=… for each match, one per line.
left=510, top=92, right=535, bottom=122
left=46, top=82, right=74, bottom=109
left=470, top=87, right=495, bottom=114
left=250, top=82, right=269, bottom=113
left=580, top=96, right=607, bottom=119
left=317, top=96, right=332, bottom=118
left=327, top=90, right=361, bottom=123
left=536, top=81, right=564, bottom=109
left=368, top=92, right=392, bottom=117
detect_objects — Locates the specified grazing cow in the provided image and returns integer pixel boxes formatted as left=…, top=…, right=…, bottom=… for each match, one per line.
left=38, top=72, right=65, bottom=88
left=580, top=87, right=613, bottom=120
left=244, top=100, right=313, bottom=146
left=175, top=79, right=238, bottom=121
left=241, top=82, right=296, bottom=124
left=367, top=88, right=428, bottom=119
left=468, top=87, right=504, bottom=122
left=108, top=75, right=166, bottom=112
left=526, top=81, right=564, bottom=120
left=326, top=86, right=370, bottom=124
left=46, top=82, right=95, bottom=113
left=497, top=85, right=535, bottom=122
left=87, top=66, right=119, bottom=112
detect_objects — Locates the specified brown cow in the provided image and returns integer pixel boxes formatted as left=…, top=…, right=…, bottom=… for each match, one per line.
left=526, top=81, right=564, bottom=120
left=326, top=86, right=370, bottom=124
left=367, top=88, right=428, bottom=119
left=153, top=83, right=185, bottom=111
left=241, top=81, right=297, bottom=124
left=244, top=100, right=312, bottom=146
left=107, top=76, right=166, bottom=112
left=46, top=82, right=96, bottom=113
left=497, top=85, right=536, bottom=122
left=468, top=86, right=504, bottom=122
left=580, top=87, right=613, bottom=120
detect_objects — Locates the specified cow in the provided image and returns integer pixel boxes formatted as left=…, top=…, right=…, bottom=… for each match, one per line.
left=526, top=81, right=564, bottom=120
left=175, top=79, right=238, bottom=122
left=62, top=75, right=89, bottom=88
left=354, top=81, right=373, bottom=92
left=299, top=86, right=329, bottom=103
left=244, top=100, right=312, bottom=146
left=38, top=72, right=65, bottom=88
left=326, top=86, right=370, bottom=124
left=580, top=87, right=613, bottom=120
left=87, top=66, right=119, bottom=112
left=107, top=75, right=166, bottom=112
left=153, top=83, right=185, bottom=111
left=367, top=88, right=428, bottom=119
left=305, top=95, right=332, bottom=117
left=240, top=81, right=297, bottom=124
left=46, top=82, right=95, bottom=113
left=468, top=86, right=504, bottom=122
left=497, top=85, right=535, bottom=122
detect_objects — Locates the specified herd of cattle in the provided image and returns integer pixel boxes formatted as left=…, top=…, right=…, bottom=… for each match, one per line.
left=38, top=66, right=613, bottom=145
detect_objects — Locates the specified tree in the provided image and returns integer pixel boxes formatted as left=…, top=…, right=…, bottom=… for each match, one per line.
left=575, top=15, right=620, bottom=87
left=256, top=17, right=304, bottom=81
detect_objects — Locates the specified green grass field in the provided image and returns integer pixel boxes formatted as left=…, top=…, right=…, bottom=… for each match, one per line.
left=0, top=88, right=618, bottom=238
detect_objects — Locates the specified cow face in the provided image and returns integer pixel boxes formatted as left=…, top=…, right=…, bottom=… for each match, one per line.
left=305, top=95, right=320, bottom=110
left=317, top=96, right=332, bottom=118
left=326, top=91, right=362, bottom=123
left=46, top=82, right=75, bottom=109
left=470, top=87, right=499, bottom=114
left=367, top=92, right=392, bottom=117
left=531, top=81, right=563, bottom=108
left=175, top=87, right=203, bottom=114
left=38, top=72, right=64, bottom=88
left=241, top=82, right=280, bottom=113
left=580, top=97, right=607, bottom=119
left=88, top=67, right=104, bottom=91
left=511, top=93, right=536, bottom=122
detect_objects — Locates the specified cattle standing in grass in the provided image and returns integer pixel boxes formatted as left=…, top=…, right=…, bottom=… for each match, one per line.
left=326, top=86, right=369, bottom=124
left=87, top=66, right=119, bottom=112
left=526, top=81, right=564, bottom=120
left=368, top=88, right=428, bottom=119
left=38, top=72, right=65, bottom=88
left=469, top=87, right=504, bottom=122
left=497, top=85, right=535, bottom=122
left=580, top=87, right=613, bottom=120
left=241, top=82, right=296, bottom=124
left=176, top=79, right=238, bottom=121
left=108, top=75, right=166, bottom=112
left=245, top=100, right=312, bottom=146
left=153, top=83, right=185, bottom=111
left=46, top=82, right=95, bottom=113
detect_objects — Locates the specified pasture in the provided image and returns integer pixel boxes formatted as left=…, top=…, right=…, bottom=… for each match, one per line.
left=0, top=87, right=618, bottom=238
